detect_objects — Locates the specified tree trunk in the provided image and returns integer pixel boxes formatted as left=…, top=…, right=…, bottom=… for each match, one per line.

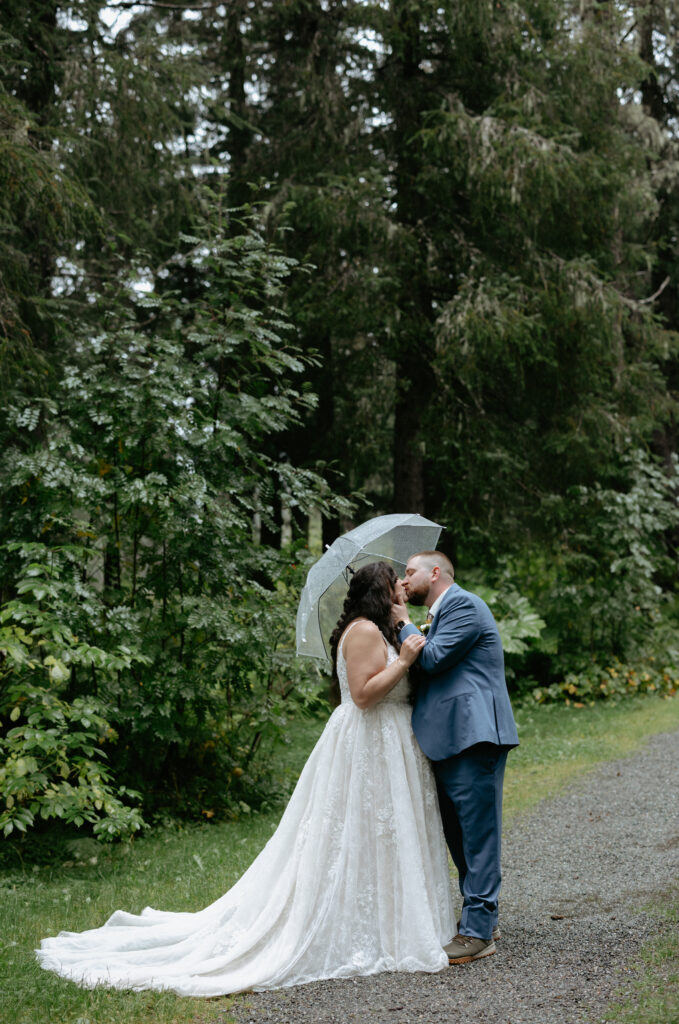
left=388, top=1, right=434, bottom=514
left=224, top=0, right=253, bottom=212
left=639, top=2, right=666, bottom=123
left=640, top=1, right=679, bottom=473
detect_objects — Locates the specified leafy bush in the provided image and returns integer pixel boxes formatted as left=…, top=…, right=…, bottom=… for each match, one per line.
left=467, top=582, right=547, bottom=657
left=0, top=197, right=349, bottom=835
left=466, top=447, right=679, bottom=706
left=0, top=562, right=146, bottom=838
left=529, top=654, right=679, bottom=707
left=474, top=449, right=679, bottom=701
left=540, top=449, right=679, bottom=669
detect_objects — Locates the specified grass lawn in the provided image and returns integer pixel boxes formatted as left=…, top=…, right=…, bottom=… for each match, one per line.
left=601, top=888, right=679, bottom=1024
left=505, top=694, right=679, bottom=824
left=1, top=694, right=678, bottom=1024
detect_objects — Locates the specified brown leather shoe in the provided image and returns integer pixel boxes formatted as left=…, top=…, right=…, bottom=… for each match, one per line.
left=444, top=933, right=496, bottom=964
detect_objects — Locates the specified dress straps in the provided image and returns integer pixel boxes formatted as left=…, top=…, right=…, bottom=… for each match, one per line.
left=338, top=618, right=387, bottom=657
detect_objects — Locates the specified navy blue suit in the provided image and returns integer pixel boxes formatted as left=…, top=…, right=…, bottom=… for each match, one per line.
left=399, top=583, right=518, bottom=940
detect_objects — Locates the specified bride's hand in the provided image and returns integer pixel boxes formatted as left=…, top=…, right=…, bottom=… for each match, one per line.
left=397, top=632, right=426, bottom=667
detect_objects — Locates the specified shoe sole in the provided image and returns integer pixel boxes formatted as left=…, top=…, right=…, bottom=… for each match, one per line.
left=448, top=942, right=496, bottom=966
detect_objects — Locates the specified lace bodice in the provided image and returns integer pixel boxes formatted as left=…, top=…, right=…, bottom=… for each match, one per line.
left=337, top=620, right=411, bottom=707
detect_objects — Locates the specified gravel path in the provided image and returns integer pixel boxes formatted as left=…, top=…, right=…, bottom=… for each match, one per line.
left=225, top=727, right=679, bottom=1024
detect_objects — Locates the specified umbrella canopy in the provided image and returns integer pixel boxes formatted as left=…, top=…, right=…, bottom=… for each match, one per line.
left=296, top=513, right=443, bottom=661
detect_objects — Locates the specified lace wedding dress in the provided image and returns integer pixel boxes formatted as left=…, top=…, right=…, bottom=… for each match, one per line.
left=38, top=623, right=455, bottom=996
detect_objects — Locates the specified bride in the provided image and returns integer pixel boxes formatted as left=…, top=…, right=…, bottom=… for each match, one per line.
left=38, top=562, right=455, bottom=996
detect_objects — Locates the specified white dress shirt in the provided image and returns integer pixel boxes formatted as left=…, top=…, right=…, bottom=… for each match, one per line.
left=428, top=585, right=453, bottom=621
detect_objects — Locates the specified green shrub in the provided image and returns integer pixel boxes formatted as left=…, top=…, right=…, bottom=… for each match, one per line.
left=472, top=449, right=679, bottom=702
left=529, top=654, right=679, bottom=706
left=0, top=575, right=146, bottom=839
left=0, top=197, right=350, bottom=836
left=539, top=449, right=679, bottom=670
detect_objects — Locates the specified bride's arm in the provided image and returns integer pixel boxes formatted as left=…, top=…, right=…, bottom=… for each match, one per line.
left=343, top=621, right=426, bottom=709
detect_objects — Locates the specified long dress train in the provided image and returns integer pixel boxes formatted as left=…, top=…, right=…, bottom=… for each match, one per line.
left=37, top=625, right=455, bottom=996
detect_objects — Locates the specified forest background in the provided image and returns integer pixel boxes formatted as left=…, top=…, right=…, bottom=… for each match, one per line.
left=1, top=0, right=679, bottom=846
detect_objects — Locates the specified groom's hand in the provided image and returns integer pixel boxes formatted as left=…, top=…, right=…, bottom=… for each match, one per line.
left=391, top=599, right=410, bottom=628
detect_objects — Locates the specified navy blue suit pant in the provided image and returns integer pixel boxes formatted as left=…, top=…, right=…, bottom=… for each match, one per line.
left=434, top=742, right=508, bottom=941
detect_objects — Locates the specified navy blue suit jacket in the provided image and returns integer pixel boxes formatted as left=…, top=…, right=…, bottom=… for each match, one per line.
left=399, top=583, right=519, bottom=762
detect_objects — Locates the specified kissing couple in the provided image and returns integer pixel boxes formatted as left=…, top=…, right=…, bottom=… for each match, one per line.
left=39, top=551, right=519, bottom=996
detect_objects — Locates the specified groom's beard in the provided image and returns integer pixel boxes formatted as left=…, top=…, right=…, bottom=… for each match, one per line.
left=406, top=589, right=427, bottom=606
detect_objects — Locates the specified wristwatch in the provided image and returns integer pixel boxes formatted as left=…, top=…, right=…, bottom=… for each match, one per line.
left=396, top=620, right=406, bottom=631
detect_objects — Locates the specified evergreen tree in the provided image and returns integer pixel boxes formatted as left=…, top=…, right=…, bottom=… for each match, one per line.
left=2, top=0, right=679, bottom=836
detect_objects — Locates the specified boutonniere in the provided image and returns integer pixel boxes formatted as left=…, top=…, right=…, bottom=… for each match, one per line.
left=420, top=621, right=432, bottom=636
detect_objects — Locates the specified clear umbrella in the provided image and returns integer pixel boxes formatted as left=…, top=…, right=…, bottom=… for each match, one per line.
left=296, top=513, right=443, bottom=661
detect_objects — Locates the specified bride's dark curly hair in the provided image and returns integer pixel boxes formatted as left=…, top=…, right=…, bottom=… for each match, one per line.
left=329, top=561, right=401, bottom=705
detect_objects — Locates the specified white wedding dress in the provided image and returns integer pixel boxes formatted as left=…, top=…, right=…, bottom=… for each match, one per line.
left=38, top=623, right=455, bottom=996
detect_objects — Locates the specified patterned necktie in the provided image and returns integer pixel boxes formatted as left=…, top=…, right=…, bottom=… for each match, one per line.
left=425, top=611, right=433, bottom=624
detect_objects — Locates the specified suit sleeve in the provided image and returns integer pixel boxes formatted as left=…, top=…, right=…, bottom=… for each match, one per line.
left=398, top=623, right=421, bottom=642
left=412, top=597, right=480, bottom=675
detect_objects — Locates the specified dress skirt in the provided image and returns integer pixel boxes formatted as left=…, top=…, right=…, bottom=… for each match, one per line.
left=38, top=686, right=454, bottom=995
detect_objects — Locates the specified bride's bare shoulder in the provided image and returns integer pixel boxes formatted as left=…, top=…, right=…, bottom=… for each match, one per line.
left=344, top=616, right=379, bottom=634
left=340, top=618, right=383, bottom=651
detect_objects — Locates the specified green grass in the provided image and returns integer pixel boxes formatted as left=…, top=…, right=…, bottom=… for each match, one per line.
left=1, top=695, right=678, bottom=1024
left=505, top=694, right=679, bottom=823
left=601, top=890, right=679, bottom=1024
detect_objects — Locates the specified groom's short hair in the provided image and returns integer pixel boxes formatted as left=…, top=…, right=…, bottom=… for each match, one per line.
left=411, top=551, right=455, bottom=580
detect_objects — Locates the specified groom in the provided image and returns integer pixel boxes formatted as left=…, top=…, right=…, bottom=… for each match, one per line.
left=392, top=551, right=519, bottom=965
